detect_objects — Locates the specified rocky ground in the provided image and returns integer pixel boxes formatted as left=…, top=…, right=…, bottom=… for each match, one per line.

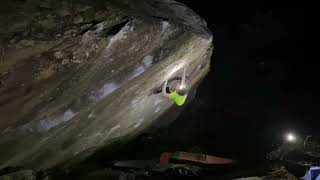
left=0, top=166, right=300, bottom=180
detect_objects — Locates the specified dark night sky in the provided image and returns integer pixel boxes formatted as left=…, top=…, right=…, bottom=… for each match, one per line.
left=170, top=5, right=315, bottom=158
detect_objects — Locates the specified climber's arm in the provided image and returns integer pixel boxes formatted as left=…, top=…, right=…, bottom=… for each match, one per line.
left=181, top=68, right=186, bottom=86
left=162, top=80, right=170, bottom=98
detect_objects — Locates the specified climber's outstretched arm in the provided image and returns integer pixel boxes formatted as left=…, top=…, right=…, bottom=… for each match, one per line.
left=162, top=80, right=169, bottom=98
left=181, top=68, right=186, bottom=86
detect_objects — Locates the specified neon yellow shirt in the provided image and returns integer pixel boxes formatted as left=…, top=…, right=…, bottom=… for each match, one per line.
left=168, top=83, right=187, bottom=106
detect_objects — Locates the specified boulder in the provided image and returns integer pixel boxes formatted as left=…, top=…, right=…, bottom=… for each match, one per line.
left=0, top=0, right=213, bottom=170
left=0, top=170, right=36, bottom=180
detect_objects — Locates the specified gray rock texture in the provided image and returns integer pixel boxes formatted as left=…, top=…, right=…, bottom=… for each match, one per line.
left=0, top=0, right=213, bottom=170
left=0, top=170, right=36, bottom=180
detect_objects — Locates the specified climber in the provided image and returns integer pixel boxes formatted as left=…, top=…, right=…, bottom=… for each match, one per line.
left=162, top=68, right=188, bottom=106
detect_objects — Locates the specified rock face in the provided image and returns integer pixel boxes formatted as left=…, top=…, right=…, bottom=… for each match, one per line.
left=0, top=170, right=36, bottom=180
left=0, top=0, right=213, bottom=170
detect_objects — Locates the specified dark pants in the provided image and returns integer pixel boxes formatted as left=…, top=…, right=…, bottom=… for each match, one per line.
left=166, top=87, right=171, bottom=93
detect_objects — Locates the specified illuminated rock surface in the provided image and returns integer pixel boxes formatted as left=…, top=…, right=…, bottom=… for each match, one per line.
left=0, top=0, right=212, bottom=170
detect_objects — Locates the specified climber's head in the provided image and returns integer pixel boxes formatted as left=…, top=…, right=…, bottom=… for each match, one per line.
left=175, top=84, right=187, bottom=96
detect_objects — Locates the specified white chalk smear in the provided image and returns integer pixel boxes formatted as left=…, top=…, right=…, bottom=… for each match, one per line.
left=155, top=107, right=161, bottom=113
left=108, top=124, right=121, bottom=136
left=106, top=22, right=132, bottom=48
left=142, top=55, right=153, bottom=67
left=98, top=82, right=119, bottom=99
left=39, top=109, right=75, bottom=130
left=133, top=118, right=144, bottom=128
left=88, top=111, right=95, bottom=119
left=129, top=66, right=145, bottom=80
left=161, top=21, right=171, bottom=31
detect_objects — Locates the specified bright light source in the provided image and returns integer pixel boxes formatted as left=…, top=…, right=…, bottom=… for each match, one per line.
left=179, top=85, right=184, bottom=89
left=286, top=133, right=296, bottom=142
